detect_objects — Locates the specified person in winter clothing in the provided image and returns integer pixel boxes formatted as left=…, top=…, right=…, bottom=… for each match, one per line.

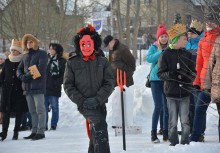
left=45, top=43, right=66, bottom=130
left=158, top=23, right=195, bottom=146
left=146, top=24, right=169, bottom=143
left=191, top=12, right=220, bottom=142
left=186, top=19, right=204, bottom=133
left=103, top=35, right=136, bottom=87
left=0, top=39, right=28, bottom=141
left=0, top=53, right=6, bottom=125
left=17, top=34, right=48, bottom=140
left=63, top=24, right=114, bottom=153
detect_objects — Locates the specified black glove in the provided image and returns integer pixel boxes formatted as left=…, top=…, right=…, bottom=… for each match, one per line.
left=83, top=98, right=99, bottom=110
left=193, top=85, right=200, bottom=90
left=170, top=71, right=181, bottom=80
left=21, top=72, right=33, bottom=83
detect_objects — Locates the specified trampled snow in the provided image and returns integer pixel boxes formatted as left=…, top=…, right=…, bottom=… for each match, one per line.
left=1, top=63, right=220, bottom=153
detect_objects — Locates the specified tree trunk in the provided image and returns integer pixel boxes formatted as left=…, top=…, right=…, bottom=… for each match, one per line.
left=157, top=0, right=161, bottom=24
left=116, top=0, right=124, bottom=43
left=132, top=0, right=140, bottom=59
left=125, top=0, right=130, bottom=47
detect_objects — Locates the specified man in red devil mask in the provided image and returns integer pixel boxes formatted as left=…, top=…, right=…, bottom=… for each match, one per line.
left=63, top=24, right=114, bottom=153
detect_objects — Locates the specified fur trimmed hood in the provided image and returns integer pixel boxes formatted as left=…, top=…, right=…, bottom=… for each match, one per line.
left=22, top=34, right=39, bottom=51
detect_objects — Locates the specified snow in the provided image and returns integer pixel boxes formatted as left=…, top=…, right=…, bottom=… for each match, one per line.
left=1, top=63, right=220, bottom=153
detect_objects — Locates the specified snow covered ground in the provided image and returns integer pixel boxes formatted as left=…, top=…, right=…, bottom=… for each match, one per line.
left=1, top=63, right=220, bottom=153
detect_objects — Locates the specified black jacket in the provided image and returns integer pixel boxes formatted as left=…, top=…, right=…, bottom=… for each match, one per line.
left=0, top=59, right=28, bottom=112
left=63, top=54, right=114, bottom=108
left=157, top=48, right=195, bottom=98
left=17, top=49, right=48, bottom=95
left=46, top=57, right=66, bottom=97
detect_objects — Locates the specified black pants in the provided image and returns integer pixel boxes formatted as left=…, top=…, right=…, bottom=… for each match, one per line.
left=2, top=112, right=22, bottom=133
left=80, top=106, right=110, bottom=153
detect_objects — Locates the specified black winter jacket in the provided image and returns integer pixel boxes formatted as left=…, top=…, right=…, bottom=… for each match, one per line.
left=63, top=54, right=114, bottom=109
left=157, top=48, right=195, bottom=98
left=17, top=49, right=48, bottom=95
left=46, top=57, right=66, bottom=97
left=0, top=59, right=28, bottom=112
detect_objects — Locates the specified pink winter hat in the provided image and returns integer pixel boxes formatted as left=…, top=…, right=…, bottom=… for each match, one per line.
left=156, top=24, right=168, bottom=40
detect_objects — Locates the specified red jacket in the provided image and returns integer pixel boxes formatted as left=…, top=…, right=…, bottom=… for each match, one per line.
left=193, top=26, right=220, bottom=89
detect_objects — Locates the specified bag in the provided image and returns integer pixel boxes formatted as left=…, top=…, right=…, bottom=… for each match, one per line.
left=145, top=74, right=151, bottom=88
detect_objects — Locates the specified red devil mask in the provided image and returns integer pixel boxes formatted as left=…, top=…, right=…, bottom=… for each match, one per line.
left=80, top=35, right=94, bottom=57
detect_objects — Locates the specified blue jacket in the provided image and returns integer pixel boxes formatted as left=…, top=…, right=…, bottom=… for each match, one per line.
left=185, top=32, right=204, bottom=62
left=146, top=44, right=163, bottom=81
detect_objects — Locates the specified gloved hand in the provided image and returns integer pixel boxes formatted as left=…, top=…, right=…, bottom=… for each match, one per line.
left=170, top=71, right=181, bottom=80
left=21, top=72, right=33, bottom=83
left=193, top=85, right=201, bottom=90
left=83, top=98, right=99, bottom=110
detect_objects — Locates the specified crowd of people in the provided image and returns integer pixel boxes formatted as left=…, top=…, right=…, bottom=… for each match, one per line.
left=147, top=12, right=220, bottom=146
left=0, top=11, right=219, bottom=152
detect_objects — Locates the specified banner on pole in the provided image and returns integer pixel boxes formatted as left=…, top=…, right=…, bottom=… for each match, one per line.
left=93, top=19, right=103, bottom=34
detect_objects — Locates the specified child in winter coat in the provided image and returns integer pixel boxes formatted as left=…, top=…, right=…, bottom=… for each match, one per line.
left=0, top=39, right=28, bottom=141
left=158, top=23, right=195, bottom=146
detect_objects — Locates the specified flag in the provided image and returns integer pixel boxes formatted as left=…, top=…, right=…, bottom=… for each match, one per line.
left=93, top=19, right=103, bottom=34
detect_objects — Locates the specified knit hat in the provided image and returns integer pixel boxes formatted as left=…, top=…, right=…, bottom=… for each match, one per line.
left=0, top=53, right=6, bottom=60
left=10, top=39, right=23, bottom=54
left=187, top=20, right=203, bottom=35
left=156, top=24, right=168, bottom=39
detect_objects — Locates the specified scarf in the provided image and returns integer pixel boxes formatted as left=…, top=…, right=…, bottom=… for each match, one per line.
left=8, top=54, right=23, bottom=62
left=49, top=55, right=59, bottom=76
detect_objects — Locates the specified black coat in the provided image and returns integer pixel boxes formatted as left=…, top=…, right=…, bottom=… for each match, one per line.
left=0, top=59, right=28, bottom=113
left=46, top=57, right=66, bottom=97
left=63, top=55, right=114, bottom=108
left=17, top=49, right=48, bottom=95
left=157, top=48, right=195, bottom=98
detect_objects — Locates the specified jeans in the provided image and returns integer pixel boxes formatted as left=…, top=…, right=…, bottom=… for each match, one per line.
left=45, top=96, right=59, bottom=128
left=151, top=81, right=169, bottom=131
left=191, top=91, right=210, bottom=141
left=167, top=96, right=190, bottom=145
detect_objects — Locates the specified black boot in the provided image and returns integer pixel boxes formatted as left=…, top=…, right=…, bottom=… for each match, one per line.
left=151, top=130, right=160, bottom=143
left=12, top=131, right=18, bottom=140
left=31, top=134, right=45, bottom=140
left=157, top=128, right=163, bottom=135
left=24, top=133, right=36, bottom=139
left=0, top=131, right=7, bottom=141
left=163, top=130, right=168, bottom=141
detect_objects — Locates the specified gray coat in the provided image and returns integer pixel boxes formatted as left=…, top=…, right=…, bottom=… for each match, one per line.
left=63, top=55, right=114, bottom=108
left=17, top=49, right=48, bottom=95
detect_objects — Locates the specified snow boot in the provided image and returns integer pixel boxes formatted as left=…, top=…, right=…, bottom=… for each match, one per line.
left=163, top=130, right=168, bottom=141
left=151, top=130, right=160, bottom=143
